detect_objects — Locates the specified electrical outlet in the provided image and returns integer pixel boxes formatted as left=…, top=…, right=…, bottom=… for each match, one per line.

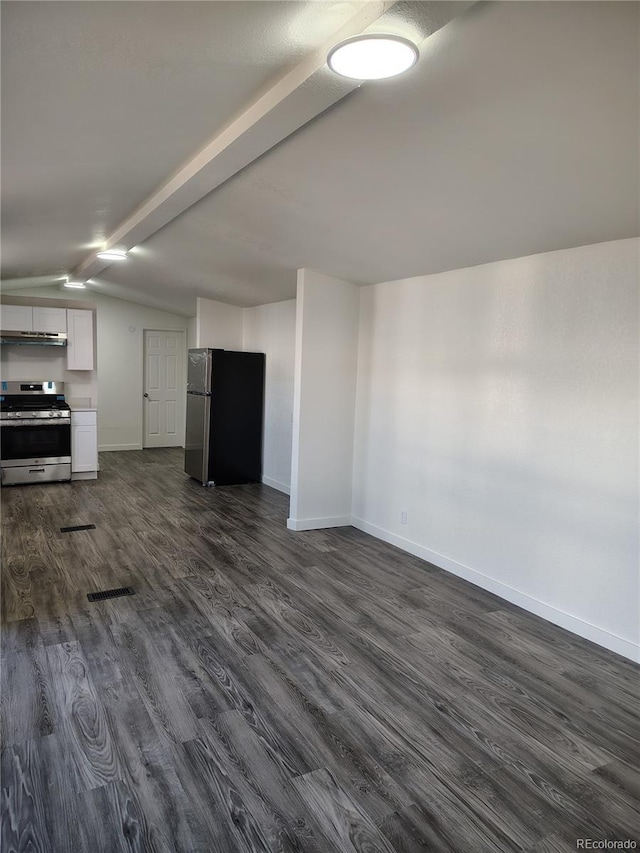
left=400, top=510, right=408, bottom=525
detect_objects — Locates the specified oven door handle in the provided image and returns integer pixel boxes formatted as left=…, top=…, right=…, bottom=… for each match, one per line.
left=0, top=419, right=71, bottom=427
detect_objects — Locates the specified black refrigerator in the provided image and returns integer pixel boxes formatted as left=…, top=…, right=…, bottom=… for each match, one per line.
left=184, top=348, right=265, bottom=486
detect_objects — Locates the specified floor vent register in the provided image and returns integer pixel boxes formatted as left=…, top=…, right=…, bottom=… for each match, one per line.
left=87, top=587, right=135, bottom=603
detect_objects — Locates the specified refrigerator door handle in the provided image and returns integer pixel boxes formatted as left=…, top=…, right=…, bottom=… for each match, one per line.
left=206, top=348, right=213, bottom=393
left=201, top=395, right=211, bottom=483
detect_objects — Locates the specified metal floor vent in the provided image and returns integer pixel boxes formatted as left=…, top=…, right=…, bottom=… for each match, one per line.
left=61, top=524, right=96, bottom=533
left=87, top=587, right=135, bottom=603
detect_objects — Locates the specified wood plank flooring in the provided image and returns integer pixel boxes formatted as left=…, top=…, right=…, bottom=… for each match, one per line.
left=2, top=448, right=639, bottom=852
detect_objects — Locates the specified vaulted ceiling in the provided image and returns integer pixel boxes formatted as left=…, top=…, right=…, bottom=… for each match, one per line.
left=2, top=1, right=638, bottom=316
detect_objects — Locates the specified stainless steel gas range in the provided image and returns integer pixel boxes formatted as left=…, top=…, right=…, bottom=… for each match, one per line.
left=0, top=381, right=71, bottom=485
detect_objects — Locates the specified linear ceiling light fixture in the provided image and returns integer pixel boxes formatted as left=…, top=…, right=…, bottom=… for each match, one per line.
left=327, top=34, right=419, bottom=81
left=96, top=247, right=128, bottom=261
left=64, top=280, right=87, bottom=289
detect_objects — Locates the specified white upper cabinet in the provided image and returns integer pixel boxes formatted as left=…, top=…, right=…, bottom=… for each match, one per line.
left=1, top=305, right=34, bottom=331
left=2, top=304, right=67, bottom=333
left=33, top=306, right=67, bottom=333
left=1, top=303, right=94, bottom=370
left=66, top=309, right=94, bottom=371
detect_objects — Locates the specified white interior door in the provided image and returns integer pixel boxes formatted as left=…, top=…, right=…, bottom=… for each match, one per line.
left=143, top=329, right=184, bottom=448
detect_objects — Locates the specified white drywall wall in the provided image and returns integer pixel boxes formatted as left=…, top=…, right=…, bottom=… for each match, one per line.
left=187, top=317, right=197, bottom=349
left=196, top=297, right=242, bottom=349
left=353, top=238, right=639, bottom=661
left=1, top=287, right=189, bottom=451
left=243, top=300, right=296, bottom=494
left=289, top=269, right=360, bottom=530
left=97, top=299, right=188, bottom=450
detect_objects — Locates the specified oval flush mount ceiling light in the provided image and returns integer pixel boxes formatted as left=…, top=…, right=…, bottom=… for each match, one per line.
left=96, top=247, right=128, bottom=261
left=327, top=33, right=419, bottom=81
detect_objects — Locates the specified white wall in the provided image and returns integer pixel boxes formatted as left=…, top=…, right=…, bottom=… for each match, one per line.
left=187, top=316, right=197, bottom=350
left=353, top=238, right=639, bottom=661
left=95, top=298, right=188, bottom=450
left=289, top=269, right=360, bottom=530
left=2, top=287, right=189, bottom=451
left=196, top=297, right=242, bottom=349
left=243, top=299, right=296, bottom=494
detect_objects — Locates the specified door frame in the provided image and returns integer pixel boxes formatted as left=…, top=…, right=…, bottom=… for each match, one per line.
left=142, top=328, right=186, bottom=449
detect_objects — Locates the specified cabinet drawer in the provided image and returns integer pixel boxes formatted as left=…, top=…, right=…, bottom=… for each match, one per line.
left=71, top=411, right=96, bottom=426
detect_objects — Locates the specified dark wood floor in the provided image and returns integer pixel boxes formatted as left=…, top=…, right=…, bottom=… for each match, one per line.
left=2, top=449, right=639, bottom=852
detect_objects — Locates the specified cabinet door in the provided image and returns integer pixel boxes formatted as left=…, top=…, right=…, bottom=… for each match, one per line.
left=33, top=306, right=67, bottom=333
left=71, top=424, right=98, bottom=472
left=66, top=309, right=94, bottom=370
left=1, top=305, right=33, bottom=331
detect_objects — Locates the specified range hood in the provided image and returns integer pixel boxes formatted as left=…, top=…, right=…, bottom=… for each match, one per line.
left=0, top=330, right=68, bottom=346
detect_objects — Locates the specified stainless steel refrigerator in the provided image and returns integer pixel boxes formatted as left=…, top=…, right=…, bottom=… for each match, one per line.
left=185, top=348, right=265, bottom=486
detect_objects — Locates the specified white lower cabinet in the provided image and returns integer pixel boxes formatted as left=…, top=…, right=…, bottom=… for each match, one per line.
left=71, top=411, right=98, bottom=476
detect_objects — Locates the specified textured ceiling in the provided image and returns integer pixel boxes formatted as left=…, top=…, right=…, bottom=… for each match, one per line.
left=2, top=1, right=638, bottom=316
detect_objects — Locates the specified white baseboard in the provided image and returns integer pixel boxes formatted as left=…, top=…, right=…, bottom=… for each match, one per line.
left=99, top=443, right=143, bottom=452
left=262, top=475, right=290, bottom=495
left=287, top=515, right=351, bottom=531
left=351, top=516, right=640, bottom=664
left=71, top=471, right=98, bottom=481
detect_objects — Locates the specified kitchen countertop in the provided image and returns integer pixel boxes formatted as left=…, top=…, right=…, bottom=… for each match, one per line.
left=68, top=398, right=97, bottom=412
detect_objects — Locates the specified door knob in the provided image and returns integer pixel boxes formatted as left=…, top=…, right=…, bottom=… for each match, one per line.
left=143, top=393, right=149, bottom=398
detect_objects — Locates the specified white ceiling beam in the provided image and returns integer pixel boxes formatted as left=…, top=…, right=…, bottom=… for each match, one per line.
left=72, top=0, right=400, bottom=282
